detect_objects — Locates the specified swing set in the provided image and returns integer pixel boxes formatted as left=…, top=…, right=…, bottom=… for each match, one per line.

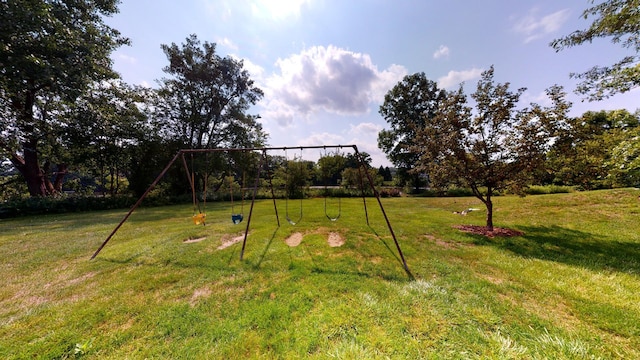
left=90, top=145, right=411, bottom=276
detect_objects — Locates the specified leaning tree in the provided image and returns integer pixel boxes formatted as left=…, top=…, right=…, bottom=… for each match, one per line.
left=0, top=0, right=128, bottom=196
left=413, top=67, right=571, bottom=231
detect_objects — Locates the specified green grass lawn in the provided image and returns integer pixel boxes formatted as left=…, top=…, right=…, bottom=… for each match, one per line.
left=1, top=189, right=639, bottom=359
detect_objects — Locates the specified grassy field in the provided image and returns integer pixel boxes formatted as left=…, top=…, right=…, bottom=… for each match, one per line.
left=1, top=189, right=639, bottom=359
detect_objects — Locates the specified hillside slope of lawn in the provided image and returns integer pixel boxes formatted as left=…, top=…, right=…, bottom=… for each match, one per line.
left=1, top=189, right=639, bottom=358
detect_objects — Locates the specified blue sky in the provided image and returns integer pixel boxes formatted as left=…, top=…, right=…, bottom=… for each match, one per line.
left=106, top=0, right=639, bottom=166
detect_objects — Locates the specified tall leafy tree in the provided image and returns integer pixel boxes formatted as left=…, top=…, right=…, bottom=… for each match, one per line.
left=378, top=73, right=446, bottom=191
left=64, top=82, right=149, bottom=195
left=414, top=67, right=570, bottom=230
left=608, top=122, right=640, bottom=186
left=551, top=0, right=640, bottom=100
left=151, top=34, right=267, bottom=198
left=0, top=0, right=128, bottom=196
left=547, top=109, right=640, bottom=188
left=317, top=152, right=347, bottom=186
left=154, top=34, right=266, bottom=150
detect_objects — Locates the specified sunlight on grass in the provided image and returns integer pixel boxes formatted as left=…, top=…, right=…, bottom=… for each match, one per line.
left=1, top=189, right=639, bottom=358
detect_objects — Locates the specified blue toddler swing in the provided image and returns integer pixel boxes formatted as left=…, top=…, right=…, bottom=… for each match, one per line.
left=230, top=172, right=245, bottom=224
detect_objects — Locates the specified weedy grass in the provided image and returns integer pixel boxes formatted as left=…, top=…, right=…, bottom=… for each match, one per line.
left=1, top=189, right=639, bottom=359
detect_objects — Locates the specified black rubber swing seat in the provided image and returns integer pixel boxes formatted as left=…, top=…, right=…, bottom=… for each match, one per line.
left=232, top=214, right=244, bottom=224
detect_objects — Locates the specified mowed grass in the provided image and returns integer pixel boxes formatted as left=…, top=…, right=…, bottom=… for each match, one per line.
left=1, top=189, right=639, bottom=359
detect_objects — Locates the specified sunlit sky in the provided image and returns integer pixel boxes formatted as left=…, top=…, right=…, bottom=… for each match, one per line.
left=106, top=0, right=639, bottom=166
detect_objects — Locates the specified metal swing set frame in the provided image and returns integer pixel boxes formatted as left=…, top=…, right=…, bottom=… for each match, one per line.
left=90, top=145, right=411, bottom=276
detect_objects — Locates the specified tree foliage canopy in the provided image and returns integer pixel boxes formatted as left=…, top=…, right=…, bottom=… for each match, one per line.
left=377, top=73, right=445, bottom=189
left=0, top=0, right=128, bottom=196
left=413, top=67, right=571, bottom=230
left=547, top=109, right=640, bottom=188
left=154, top=34, right=266, bottom=150
left=551, top=0, right=640, bottom=100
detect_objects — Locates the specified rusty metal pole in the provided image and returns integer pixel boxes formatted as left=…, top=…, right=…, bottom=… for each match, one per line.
left=353, top=146, right=412, bottom=277
left=240, top=150, right=265, bottom=260
left=263, top=150, right=281, bottom=227
left=91, top=150, right=184, bottom=260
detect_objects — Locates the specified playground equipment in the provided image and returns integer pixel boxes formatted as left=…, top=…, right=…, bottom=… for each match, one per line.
left=90, top=145, right=411, bottom=276
left=188, top=154, right=207, bottom=226
left=321, top=148, right=341, bottom=222
left=284, top=147, right=303, bottom=225
left=229, top=171, right=245, bottom=224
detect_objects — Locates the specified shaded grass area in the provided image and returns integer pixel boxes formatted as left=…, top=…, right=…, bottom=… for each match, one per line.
left=1, top=189, right=639, bottom=358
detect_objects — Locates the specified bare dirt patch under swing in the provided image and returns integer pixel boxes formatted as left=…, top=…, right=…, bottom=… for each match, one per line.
left=284, top=232, right=303, bottom=247
left=284, top=230, right=345, bottom=248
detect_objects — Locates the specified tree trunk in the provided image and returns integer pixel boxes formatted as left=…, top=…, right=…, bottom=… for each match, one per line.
left=22, top=138, right=48, bottom=197
left=485, top=195, right=494, bottom=231
left=53, top=164, right=68, bottom=192
left=11, top=89, right=48, bottom=197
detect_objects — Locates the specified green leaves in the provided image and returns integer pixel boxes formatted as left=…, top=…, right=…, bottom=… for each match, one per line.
left=551, top=0, right=640, bottom=100
left=410, top=67, right=571, bottom=228
left=155, top=34, right=265, bottom=150
left=0, top=0, right=128, bottom=196
left=377, top=72, right=446, bottom=189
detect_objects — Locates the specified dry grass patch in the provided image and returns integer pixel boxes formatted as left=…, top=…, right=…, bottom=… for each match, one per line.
left=190, top=286, right=212, bottom=306
left=217, top=233, right=246, bottom=250
left=424, top=234, right=466, bottom=249
left=183, top=236, right=207, bottom=244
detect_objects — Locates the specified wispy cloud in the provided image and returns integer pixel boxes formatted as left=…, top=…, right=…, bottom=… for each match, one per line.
left=297, top=132, right=345, bottom=147
left=433, top=45, right=450, bottom=59
left=260, top=45, right=407, bottom=127
left=349, top=122, right=382, bottom=135
left=250, top=0, right=311, bottom=21
left=116, top=54, right=137, bottom=64
left=513, top=8, right=571, bottom=43
left=217, top=37, right=239, bottom=52
left=437, top=67, right=483, bottom=89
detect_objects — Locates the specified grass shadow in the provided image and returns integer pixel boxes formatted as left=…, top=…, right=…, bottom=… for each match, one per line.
left=368, top=225, right=414, bottom=279
left=252, top=227, right=280, bottom=268
left=478, top=225, right=640, bottom=275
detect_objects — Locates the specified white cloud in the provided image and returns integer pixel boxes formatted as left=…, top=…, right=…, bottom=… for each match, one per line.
left=349, top=122, right=382, bottom=136
left=250, top=0, right=311, bottom=20
left=261, top=45, right=407, bottom=127
left=116, top=54, right=137, bottom=64
left=513, top=8, right=571, bottom=43
left=297, top=132, right=346, bottom=147
left=433, top=45, right=450, bottom=59
left=235, top=56, right=265, bottom=80
left=437, top=67, right=483, bottom=89
left=521, top=90, right=553, bottom=107
left=217, top=37, right=239, bottom=52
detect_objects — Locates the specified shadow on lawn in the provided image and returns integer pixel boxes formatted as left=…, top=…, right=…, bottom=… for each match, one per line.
left=476, top=225, right=640, bottom=275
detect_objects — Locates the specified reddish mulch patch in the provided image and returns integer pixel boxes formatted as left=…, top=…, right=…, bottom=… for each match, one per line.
left=453, top=225, right=524, bottom=238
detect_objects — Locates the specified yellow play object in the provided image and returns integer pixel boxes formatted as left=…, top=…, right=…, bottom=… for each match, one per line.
left=192, top=213, right=206, bottom=225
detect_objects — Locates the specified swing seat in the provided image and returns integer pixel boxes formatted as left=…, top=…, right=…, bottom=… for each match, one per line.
left=326, top=214, right=340, bottom=222
left=193, top=213, right=206, bottom=225
left=231, top=214, right=244, bottom=224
